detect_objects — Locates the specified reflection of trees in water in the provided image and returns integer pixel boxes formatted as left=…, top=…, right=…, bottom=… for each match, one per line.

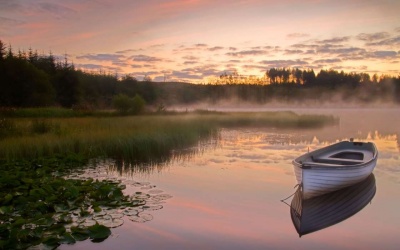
left=397, top=138, right=400, bottom=153
left=108, top=138, right=220, bottom=176
left=89, top=127, right=398, bottom=176
left=267, top=128, right=399, bottom=146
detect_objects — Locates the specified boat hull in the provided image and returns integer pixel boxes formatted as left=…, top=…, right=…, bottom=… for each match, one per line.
left=292, top=141, right=378, bottom=199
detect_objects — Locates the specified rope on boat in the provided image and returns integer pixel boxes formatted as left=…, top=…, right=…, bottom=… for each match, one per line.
left=280, top=184, right=300, bottom=205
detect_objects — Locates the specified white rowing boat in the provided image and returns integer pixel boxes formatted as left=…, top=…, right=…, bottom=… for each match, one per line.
left=292, top=139, right=378, bottom=199
left=290, top=174, right=376, bottom=237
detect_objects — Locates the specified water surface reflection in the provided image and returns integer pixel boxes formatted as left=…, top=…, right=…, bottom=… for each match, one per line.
left=289, top=174, right=376, bottom=237
left=62, top=109, right=400, bottom=250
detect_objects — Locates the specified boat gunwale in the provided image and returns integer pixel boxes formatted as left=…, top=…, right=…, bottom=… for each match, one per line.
left=293, top=141, right=378, bottom=170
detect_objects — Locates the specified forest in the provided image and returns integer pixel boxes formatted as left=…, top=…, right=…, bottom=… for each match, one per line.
left=1, top=40, right=399, bottom=110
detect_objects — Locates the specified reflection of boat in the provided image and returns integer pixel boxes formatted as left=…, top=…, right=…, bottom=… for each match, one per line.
left=292, top=140, right=378, bottom=199
left=290, top=174, right=376, bottom=237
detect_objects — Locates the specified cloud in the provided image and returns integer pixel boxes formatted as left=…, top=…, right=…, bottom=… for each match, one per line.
left=259, top=59, right=308, bottom=68
left=37, top=2, right=76, bottom=18
left=370, top=50, right=398, bottom=59
left=115, top=49, right=142, bottom=54
left=304, top=49, right=316, bottom=54
left=170, top=71, right=204, bottom=80
left=317, top=36, right=351, bottom=44
left=313, top=58, right=342, bottom=64
left=181, top=64, right=222, bottom=77
left=284, top=49, right=303, bottom=55
left=226, top=49, right=267, bottom=57
left=287, top=33, right=310, bottom=39
left=208, top=46, right=224, bottom=51
left=356, top=32, right=390, bottom=42
left=182, top=55, right=199, bottom=60
left=366, top=36, right=400, bottom=46
left=330, top=65, right=368, bottom=71
left=183, top=61, right=198, bottom=65
left=131, top=54, right=163, bottom=62
left=75, top=63, right=102, bottom=70
left=0, top=16, right=24, bottom=28
left=148, top=43, right=165, bottom=49
left=242, top=64, right=267, bottom=72
left=0, top=1, right=24, bottom=12
left=316, top=45, right=366, bottom=55
left=76, top=53, right=125, bottom=62
left=291, top=44, right=319, bottom=49
left=131, top=64, right=143, bottom=69
left=112, top=61, right=129, bottom=67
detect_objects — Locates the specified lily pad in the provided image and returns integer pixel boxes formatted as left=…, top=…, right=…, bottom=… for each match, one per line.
left=27, top=243, right=57, bottom=250
left=87, top=224, right=111, bottom=240
left=128, top=213, right=153, bottom=223
left=107, top=213, right=123, bottom=219
left=123, top=207, right=143, bottom=216
left=95, top=214, right=124, bottom=228
left=70, top=227, right=89, bottom=241
left=59, top=232, right=76, bottom=245
left=151, top=194, right=173, bottom=201
left=148, top=189, right=163, bottom=194
left=80, top=219, right=97, bottom=227
left=142, top=205, right=163, bottom=211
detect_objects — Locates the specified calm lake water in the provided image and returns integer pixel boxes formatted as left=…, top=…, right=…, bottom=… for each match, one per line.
left=62, top=108, right=400, bottom=250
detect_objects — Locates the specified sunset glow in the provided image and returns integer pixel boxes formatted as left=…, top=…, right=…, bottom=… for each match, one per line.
left=1, top=0, right=399, bottom=82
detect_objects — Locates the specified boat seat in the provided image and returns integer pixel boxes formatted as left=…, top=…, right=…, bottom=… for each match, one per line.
left=311, top=156, right=364, bottom=165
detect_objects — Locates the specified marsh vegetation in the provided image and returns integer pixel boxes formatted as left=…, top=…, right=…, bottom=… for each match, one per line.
left=0, top=109, right=338, bottom=248
left=0, top=110, right=337, bottom=161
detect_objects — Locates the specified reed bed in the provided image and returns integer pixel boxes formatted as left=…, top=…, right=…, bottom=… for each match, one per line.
left=0, top=111, right=337, bottom=161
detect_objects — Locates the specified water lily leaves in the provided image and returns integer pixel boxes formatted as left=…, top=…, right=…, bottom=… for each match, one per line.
left=0, top=158, right=172, bottom=249
left=34, top=216, right=55, bottom=227
left=59, top=232, right=76, bottom=244
left=47, top=223, right=66, bottom=236
left=133, top=192, right=151, bottom=200
left=21, top=177, right=34, bottom=185
left=3, top=193, right=13, bottom=204
left=130, top=199, right=146, bottom=207
left=63, top=185, right=80, bottom=200
left=148, top=189, right=163, bottom=194
left=93, top=206, right=102, bottom=213
left=108, top=213, right=123, bottom=219
left=70, top=227, right=89, bottom=241
left=0, top=205, right=12, bottom=215
left=128, top=213, right=153, bottom=223
left=95, top=214, right=124, bottom=228
left=27, top=243, right=58, bottom=250
left=142, top=205, right=163, bottom=211
left=122, top=207, right=143, bottom=216
left=54, top=204, right=70, bottom=213
left=87, top=224, right=111, bottom=240
left=151, top=194, right=173, bottom=202
left=41, top=236, right=60, bottom=249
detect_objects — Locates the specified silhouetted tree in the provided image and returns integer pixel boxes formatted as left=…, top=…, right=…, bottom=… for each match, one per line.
left=0, top=56, right=54, bottom=106
left=0, top=40, right=6, bottom=61
left=52, top=66, right=82, bottom=108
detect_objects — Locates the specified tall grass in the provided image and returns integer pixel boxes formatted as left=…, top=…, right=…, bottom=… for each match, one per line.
left=0, top=112, right=337, bottom=161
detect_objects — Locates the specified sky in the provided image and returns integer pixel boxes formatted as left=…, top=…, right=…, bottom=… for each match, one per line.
left=1, top=0, right=399, bottom=83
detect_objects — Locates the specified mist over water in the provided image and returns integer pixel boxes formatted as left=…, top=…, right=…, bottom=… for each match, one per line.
left=61, top=108, right=400, bottom=250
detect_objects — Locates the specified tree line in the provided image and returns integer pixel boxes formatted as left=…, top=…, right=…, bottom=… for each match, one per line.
left=1, top=40, right=399, bottom=110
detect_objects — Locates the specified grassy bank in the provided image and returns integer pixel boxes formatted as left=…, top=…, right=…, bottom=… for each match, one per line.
left=0, top=111, right=337, bottom=161
left=0, top=110, right=337, bottom=248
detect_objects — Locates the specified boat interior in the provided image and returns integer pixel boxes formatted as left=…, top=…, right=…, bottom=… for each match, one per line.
left=304, top=142, right=375, bottom=166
